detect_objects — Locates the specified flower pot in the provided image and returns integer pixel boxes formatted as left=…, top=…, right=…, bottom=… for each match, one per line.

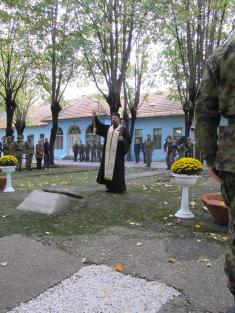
left=0, top=176, right=7, bottom=191
left=0, top=166, right=16, bottom=192
left=173, top=173, right=198, bottom=218
left=201, top=193, right=228, bottom=225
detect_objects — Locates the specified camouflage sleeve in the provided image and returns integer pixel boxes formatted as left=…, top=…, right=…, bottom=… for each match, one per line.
left=195, top=56, right=221, bottom=167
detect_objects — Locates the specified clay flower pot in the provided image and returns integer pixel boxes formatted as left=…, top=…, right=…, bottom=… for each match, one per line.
left=201, top=193, right=228, bottom=225
left=0, top=176, right=7, bottom=191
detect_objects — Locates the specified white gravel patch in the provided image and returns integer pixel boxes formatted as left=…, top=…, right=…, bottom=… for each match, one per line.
left=8, top=265, right=179, bottom=313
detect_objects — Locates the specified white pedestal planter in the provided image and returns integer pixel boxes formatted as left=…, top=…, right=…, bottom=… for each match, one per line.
left=173, top=173, right=198, bottom=218
left=0, top=166, right=16, bottom=192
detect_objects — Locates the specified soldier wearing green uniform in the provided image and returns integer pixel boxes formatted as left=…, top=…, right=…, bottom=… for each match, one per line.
left=144, top=134, right=154, bottom=167
left=3, top=136, right=16, bottom=156
left=164, top=136, right=176, bottom=170
left=15, top=136, right=24, bottom=171
left=195, top=36, right=235, bottom=313
left=24, top=136, right=34, bottom=170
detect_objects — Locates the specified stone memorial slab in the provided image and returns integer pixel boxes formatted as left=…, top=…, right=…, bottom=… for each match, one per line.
left=16, top=190, right=71, bottom=215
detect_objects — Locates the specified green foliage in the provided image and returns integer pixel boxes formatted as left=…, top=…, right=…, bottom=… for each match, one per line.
left=160, top=0, right=235, bottom=109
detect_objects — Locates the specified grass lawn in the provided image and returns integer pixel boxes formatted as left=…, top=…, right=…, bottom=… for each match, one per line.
left=0, top=166, right=228, bottom=247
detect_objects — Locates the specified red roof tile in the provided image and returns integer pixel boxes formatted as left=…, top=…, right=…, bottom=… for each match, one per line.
left=137, top=94, right=184, bottom=117
left=42, top=97, right=109, bottom=121
left=0, top=105, right=51, bottom=130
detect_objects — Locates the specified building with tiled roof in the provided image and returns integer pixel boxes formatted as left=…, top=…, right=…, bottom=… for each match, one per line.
left=0, top=94, right=187, bottom=161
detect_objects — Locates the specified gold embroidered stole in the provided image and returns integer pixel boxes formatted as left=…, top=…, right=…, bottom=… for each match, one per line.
left=104, top=125, right=121, bottom=180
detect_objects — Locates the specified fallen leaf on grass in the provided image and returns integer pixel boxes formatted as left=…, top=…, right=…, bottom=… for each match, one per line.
left=113, top=263, right=124, bottom=272
left=0, top=262, right=7, bottom=266
left=198, top=255, right=210, bottom=262
left=209, top=233, right=228, bottom=241
left=194, top=224, right=201, bottom=229
left=164, top=201, right=168, bottom=205
left=168, top=258, right=177, bottom=264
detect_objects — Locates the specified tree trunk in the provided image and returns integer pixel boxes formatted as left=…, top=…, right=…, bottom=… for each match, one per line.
left=50, top=100, right=61, bottom=165
left=15, top=120, right=26, bottom=137
left=107, top=90, right=121, bottom=114
left=125, top=113, right=137, bottom=161
left=5, top=98, right=17, bottom=137
left=184, top=108, right=193, bottom=137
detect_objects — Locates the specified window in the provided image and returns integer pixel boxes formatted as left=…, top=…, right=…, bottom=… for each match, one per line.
left=135, top=129, right=143, bottom=143
left=86, top=124, right=100, bottom=144
left=173, top=127, right=183, bottom=141
left=28, top=134, right=34, bottom=142
left=55, top=127, right=63, bottom=149
left=40, top=134, right=44, bottom=140
left=153, top=128, right=162, bottom=149
left=218, top=126, right=226, bottom=140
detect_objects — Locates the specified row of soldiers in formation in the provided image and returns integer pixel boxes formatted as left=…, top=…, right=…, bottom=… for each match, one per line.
left=0, top=136, right=50, bottom=171
left=164, top=136, right=195, bottom=170
left=133, top=135, right=195, bottom=169
left=73, top=141, right=103, bottom=162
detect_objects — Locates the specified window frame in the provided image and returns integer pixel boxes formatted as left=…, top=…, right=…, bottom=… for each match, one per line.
left=173, top=127, right=183, bottom=141
left=55, top=127, right=63, bottom=150
left=153, top=128, right=162, bottom=149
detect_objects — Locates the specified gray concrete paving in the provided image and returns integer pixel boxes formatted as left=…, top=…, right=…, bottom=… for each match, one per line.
left=0, top=235, right=82, bottom=313
left=1, top=228, right=233, bottom=313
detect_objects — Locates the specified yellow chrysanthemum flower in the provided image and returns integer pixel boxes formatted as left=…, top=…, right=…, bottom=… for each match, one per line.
left=0, top=155, right=18, bottom=166
left=171, top=157, right=203, bottom=175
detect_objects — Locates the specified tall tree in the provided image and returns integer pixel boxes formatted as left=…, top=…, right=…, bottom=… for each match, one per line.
left=30, top=0, right=80, bottom=163
left=123, top=35, right=158, bottom=143
left=161, top=0, right=235, bottom=136
left=14, top=82, right=40, bottom=136
left=0, top=3, right=30, bottom=137
left=74, top=0, right=155, bottom=115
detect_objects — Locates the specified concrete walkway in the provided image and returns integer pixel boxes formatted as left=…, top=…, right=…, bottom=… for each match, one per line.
left=55, top=159, right=167, bottom=169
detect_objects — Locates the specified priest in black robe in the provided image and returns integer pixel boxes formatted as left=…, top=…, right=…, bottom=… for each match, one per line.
left=92, top=110, right=131, bottom=193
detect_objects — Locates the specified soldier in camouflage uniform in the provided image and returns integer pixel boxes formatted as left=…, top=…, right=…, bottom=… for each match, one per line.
left=3, top=136, right=16, bottom=156
left=15, top=136, right=24, bottom=171
left=195, top=36, right=235, bottom=313
left=164, top=136, right=176, bottom=170
left=24, top=136, right=34, bottom=170
left=144, top=134, right=154, bottom=167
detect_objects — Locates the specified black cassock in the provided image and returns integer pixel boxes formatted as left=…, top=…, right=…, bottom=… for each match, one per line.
left=94, top=116, right=131, bottom=193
